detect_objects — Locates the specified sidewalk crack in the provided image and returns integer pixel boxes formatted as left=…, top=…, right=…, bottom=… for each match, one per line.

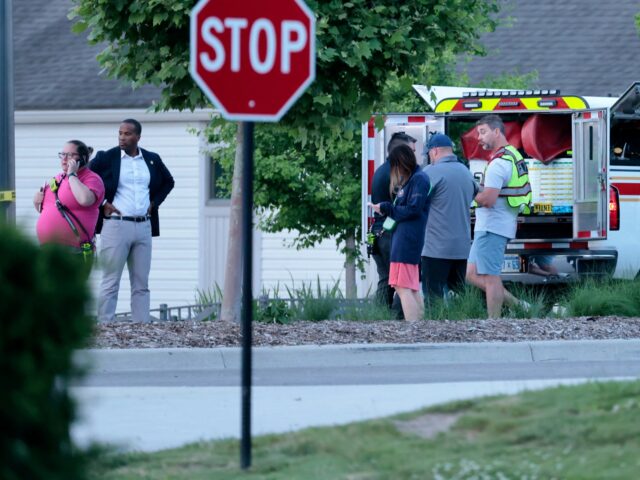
left=219, top=351, right=227, bottom=369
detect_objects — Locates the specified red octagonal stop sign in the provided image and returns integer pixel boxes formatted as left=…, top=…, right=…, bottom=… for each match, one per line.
left=190, top=0, right=315, bottom=122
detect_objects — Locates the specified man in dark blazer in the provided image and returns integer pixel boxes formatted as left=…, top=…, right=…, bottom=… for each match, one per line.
left=90, top=119, right=175, bottom=323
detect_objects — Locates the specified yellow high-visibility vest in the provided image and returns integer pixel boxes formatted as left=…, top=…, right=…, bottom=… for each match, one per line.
left=478, top=145, right=532, bottom=214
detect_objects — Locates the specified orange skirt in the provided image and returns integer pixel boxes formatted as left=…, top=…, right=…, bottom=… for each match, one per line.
left=389, top=262, right=420, bottom=291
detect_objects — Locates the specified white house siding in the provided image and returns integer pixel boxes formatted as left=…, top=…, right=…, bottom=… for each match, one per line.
left=199, top=206, right=344, bottom=298
left=259, top=231, right=347, bottom=296
left=14, top=109, right=209, bottom=315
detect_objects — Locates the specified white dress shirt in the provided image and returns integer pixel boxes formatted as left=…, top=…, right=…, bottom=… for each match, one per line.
left=113, top=149, right=151, bottom=216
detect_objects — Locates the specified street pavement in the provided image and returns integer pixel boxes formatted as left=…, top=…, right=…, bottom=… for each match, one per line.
left=71, top=339, right=640, bottom=452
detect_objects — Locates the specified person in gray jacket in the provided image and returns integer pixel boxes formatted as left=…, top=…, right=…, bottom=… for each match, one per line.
left=421, top=134, right=478, bottom=302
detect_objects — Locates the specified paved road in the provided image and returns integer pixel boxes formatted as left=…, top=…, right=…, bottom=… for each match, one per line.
left=71, top=339, right=640, bottom=452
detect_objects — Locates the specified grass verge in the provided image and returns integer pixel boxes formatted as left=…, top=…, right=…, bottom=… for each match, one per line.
left=88, top=380, right=640, bottom=479
left=564, top=278, right=640, bottom=317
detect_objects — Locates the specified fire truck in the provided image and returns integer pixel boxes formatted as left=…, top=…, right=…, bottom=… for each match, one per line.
left=361, top=82, right=640, bottom=287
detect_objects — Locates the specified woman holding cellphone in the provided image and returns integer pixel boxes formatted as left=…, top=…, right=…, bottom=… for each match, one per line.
left=369, top=143, right=431, bottom=321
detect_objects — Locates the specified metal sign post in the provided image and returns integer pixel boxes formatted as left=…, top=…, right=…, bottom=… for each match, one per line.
left=240, top=120, right=254, bottom=469
left=0, top=0, right=16, bottom=222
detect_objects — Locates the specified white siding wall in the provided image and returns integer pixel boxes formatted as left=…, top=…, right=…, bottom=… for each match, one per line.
left=259, top=231, right=346, bottom=296
left=14, top=109, right=208, bottom=315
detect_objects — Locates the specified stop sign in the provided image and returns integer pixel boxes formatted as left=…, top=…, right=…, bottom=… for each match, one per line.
left=190, top=0, right=315, bottom=122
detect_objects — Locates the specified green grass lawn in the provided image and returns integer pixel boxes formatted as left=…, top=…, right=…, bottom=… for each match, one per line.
left=88, top=380, right=640, bottom=479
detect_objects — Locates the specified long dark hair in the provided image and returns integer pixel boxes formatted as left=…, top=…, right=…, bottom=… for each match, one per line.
left=389, top=143, right=417, bottom=195
left=66, top=140, right=93, bottom=168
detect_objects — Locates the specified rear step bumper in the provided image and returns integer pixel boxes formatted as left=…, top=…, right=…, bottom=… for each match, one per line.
left=499, top=248, right=617, bottom=284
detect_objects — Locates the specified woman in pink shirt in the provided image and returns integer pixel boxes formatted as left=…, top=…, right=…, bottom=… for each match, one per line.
left=33, top=140, right=105, bottom=257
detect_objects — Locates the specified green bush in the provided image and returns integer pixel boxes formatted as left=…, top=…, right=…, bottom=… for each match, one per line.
left=286, top=277, right=342, bottom=322
left=254, top=298, right=292, bottom=324
left=254, top=285, right=292, bottom=324
left=0, top=222, right=94, bottom=480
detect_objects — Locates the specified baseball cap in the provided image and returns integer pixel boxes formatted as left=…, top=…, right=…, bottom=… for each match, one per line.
left=426, top=133, right=454, bottom=153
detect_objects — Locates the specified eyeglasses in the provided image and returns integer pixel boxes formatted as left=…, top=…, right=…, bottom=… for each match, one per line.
left=58, top=152, right=80, bottom=159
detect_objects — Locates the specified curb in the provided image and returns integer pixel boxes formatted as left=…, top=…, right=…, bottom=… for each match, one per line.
left=75, top=339, right=640, bottom=373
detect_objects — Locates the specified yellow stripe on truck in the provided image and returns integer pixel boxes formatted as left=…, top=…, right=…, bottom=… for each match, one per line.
left=564, top=97, right=588, bottom=109
left=479, top=98, right=500, bottom=111
left=435, top=95, right=589, bottom=113
left=521, top=97, right=543, bottom=110
left=435, top=99, right=458, bottom=113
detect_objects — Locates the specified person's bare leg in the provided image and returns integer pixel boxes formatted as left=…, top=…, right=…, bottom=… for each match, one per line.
left=412, top=290, right=424, bottom=319
left=503, top=288, right=520, bottom=307
left=396, top=286, right=420, bottom=321
left=468, top=262, right=520, bottom=311
left=465, top=262, right=485, bottom=289
left=485, top=274, right=505, bottom=318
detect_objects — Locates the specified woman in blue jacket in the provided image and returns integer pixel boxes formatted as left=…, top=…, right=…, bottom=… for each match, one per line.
left=370, top=144, right=431, bottom=320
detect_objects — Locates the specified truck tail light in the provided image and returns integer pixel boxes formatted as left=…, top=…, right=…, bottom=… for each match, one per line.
left=609, top=185, right=620, bottom=231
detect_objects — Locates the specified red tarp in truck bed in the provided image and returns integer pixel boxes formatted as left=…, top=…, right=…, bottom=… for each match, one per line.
left=521, top=114, right=572, bottom=164
left=461, top=121, right=522, bottom=161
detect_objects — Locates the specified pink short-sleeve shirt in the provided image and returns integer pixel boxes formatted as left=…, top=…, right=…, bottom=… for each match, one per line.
left=36, top=168, right=105, bottom=247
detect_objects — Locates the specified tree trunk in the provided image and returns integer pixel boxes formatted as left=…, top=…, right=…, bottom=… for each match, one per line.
left=220, top=123, right=244, bottom=323
left=345, top=234, right=357, bottom=298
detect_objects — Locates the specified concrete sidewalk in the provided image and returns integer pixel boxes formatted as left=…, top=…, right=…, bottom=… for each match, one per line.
left=76, top=338, right=640, bottom=372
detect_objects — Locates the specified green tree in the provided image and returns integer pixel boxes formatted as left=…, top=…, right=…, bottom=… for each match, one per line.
left=71, top=0, right=504, bottom=298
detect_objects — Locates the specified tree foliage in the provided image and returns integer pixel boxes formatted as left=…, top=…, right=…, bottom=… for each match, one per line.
left=70, top=0, right=503, bottom=253
left=71, top=0, right=499, bottom=118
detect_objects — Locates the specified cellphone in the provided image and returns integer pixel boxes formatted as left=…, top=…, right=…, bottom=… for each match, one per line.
left=38, top=184, right=45, bottom=212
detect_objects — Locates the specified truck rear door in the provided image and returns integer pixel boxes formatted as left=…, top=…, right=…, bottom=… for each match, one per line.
left=572, top=110, right=608, bottom=240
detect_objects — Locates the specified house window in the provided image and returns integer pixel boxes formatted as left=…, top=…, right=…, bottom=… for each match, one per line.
left=208, top=156, right=231, bottom=201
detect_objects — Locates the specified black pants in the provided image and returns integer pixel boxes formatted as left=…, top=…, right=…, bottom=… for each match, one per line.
left=372, top=232, right=404, bottom=318
left=372, top=231, right=394, bottom=308
left=421, top=256, right=467, bottom=301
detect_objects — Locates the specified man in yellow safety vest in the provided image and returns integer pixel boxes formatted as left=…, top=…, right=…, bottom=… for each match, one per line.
left=466, top=114, right=532, bottom=318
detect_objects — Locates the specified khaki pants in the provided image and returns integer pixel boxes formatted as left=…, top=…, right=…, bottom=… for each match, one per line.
left=97, top=218, right=152, bottom=323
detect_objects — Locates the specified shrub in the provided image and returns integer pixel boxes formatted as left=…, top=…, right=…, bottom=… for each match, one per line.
left=0, top=222, right=94, bottom=480
left=194, top=283, right=223, bottom=321
left=254, top=285, right=292, bottom=324
left=286, top=277, right=342, bottom=321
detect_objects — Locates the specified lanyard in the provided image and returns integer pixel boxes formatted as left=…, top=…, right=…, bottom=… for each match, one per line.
left=49, top=175, right=95, bottom=252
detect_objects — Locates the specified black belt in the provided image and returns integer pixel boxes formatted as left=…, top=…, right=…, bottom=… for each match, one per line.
left=105, top=215, right=150, bottom=223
